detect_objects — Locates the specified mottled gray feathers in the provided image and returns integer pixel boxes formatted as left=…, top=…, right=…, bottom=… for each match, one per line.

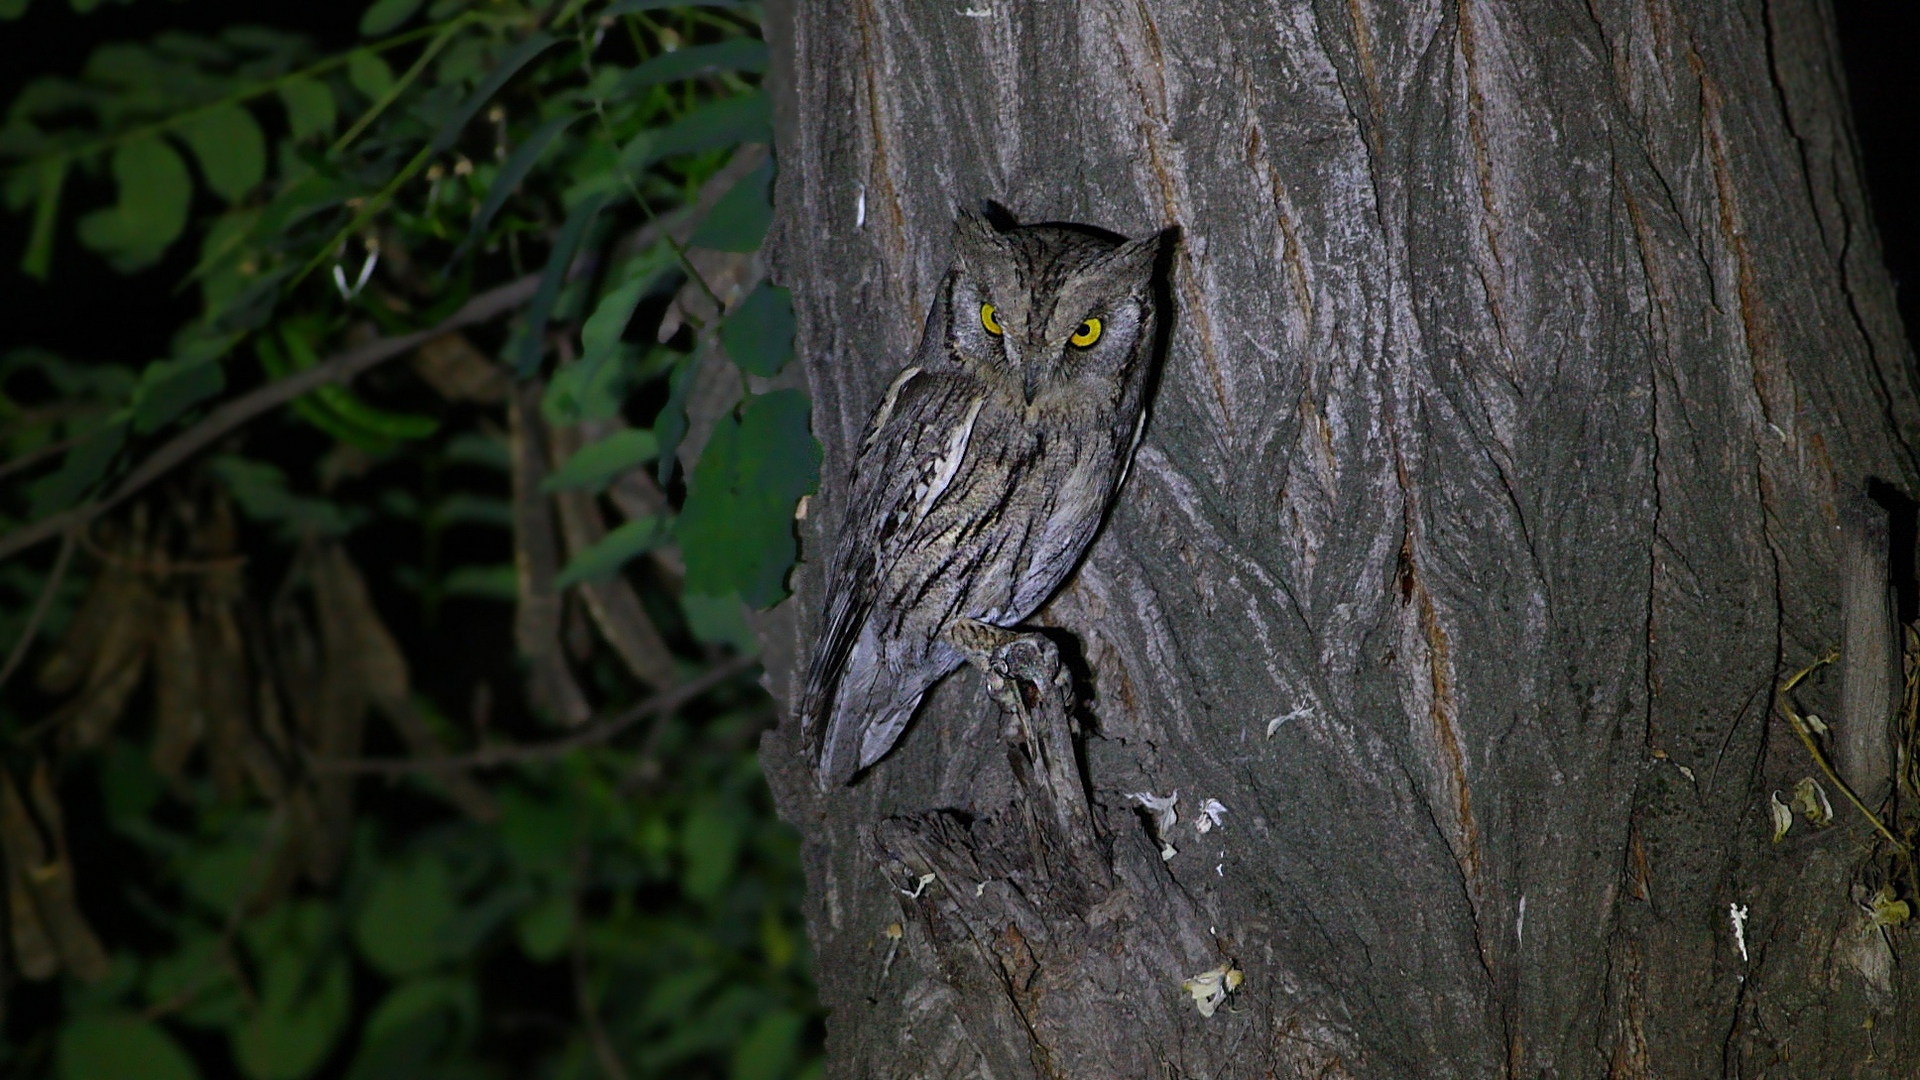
left=800, top=209, right=1171, bottom=787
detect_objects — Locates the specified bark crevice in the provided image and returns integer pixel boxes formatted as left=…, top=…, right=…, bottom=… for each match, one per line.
left=762, top=0, right=1920, bottom=1074
left=869, top=632, right=1238, bottom=1079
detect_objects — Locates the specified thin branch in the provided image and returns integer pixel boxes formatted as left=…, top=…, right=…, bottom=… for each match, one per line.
left=307, top=652, right=759, bottom=775
left=1777, top=645, right=1909, bottom=851
left=0, top=433, right=84, bottom=485
left=76, top=526, right=246, bottom=576
left=0, top=138, right=759, bottom=567
left=0, top=530, right=76, bottom=696
left=0, top=270, right=552, bottom=565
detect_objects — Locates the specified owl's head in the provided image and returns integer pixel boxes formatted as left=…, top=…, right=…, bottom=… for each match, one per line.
left=940, top=209, right=1173, bottom=409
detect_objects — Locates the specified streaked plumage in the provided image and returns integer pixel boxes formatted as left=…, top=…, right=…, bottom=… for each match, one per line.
left=800, top=210, right=1171, bottom=787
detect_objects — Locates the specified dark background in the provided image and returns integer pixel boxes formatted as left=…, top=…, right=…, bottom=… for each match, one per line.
left=2, top=1, right=1918, bottom=404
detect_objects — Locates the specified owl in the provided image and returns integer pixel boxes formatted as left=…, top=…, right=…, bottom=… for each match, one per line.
left=800, top=209, right=1172, bottom=787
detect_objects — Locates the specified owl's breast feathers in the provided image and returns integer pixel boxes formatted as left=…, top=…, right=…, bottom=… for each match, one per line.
left=799, top=365, right=1134, bottom=782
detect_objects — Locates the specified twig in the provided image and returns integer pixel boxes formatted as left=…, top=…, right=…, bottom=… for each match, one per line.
left=76, top=526, right=246, bottom=576
left=0, top=131, right=770, bottom=568
left=0, top=270, right=553, bottom=565
left=307, top=652, right=759, bottom=774
left=1777, top=646, right=1909, bottom=851
left=0, top=433, right=84, bottom=484
left=0, top=530, right=76, bottom=696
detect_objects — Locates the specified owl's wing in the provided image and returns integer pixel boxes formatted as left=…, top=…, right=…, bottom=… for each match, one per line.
left=799, top=367, right=981, bottom=778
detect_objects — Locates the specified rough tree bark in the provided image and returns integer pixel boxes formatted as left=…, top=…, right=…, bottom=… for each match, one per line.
left=754, top=0, right=1920, bottom=1075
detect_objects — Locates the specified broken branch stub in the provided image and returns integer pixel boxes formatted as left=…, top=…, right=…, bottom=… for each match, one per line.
left=870, top=632, right=1241, bottom=1077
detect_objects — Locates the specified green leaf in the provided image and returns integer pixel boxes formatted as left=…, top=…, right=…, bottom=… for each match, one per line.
left=345, top=977, right=476, bottom=1078
left=457, top=111, right=579, bottom=261
left=289, top=396, right=398, bottom=452
left=362, top=975, right=477, bottom=1046
left=690, top=158, right=772, bottom=253
left=176, top=104, right=266, bottom=203
left=612, top=39, right=768, bottom=97
left=427, top=493, right=511, bottom=526
left=359, top=0, right=425, bottom=36
left=131, top=356, right=224, bottom=434
left=542, top=347, right=639, bottom=428
left=443, top=432, right=509, bottom=469
left=677, top=390, right=820, bottom=608
left=498, top=786, right=574, bottom=877
left=144, top=934, right=246, bottom=1029
left=21, top=157, right=65, bottom=279
left=541, top=428, right=658, bottom=493
left=654, top=350, right=698, bottom=484
left=347, top=48, right=395, bottom=100
left=179, top=832, right=262, bottom=912
left=58, top=1014, right=200, bottom=1080
left=209, top=455, right=356, bottom=538
left=429, top=33, right=559, bottom=153
left=681, top=592, right=758, bottom=653
left=199, top=209, right=259, bottom=318
left=641, top=965, right=721, bottom=1023
left=28, top=419, right=125, bottom=519
left=354, top=857, right=456, bottom=979
left=554, top=516, right=668, bottom=589
left=231, top=963, right=350, bottom=1080
left=343, top=1014, right=446, bottom=1080
left=278, top=326, right=440, bottom=441
left=254, top=168, right=355, bottom=238
left=547, top=245, right=677, bottom=424
left=511, top=191, right=606, bottom=376
left=76, top=135, right=191, bottom=269
left=514, top=894, right=573, bottom=962
left=720, top=284, right=795, bottom=376
left=619, top=90, right=771, bottom=176
left=312, top=384, right=439, bottom=439
left=335, top=23, right=465, bottom=151
left=0, top=0, right=28, bottom=19
left=681, top=798, right=742, bottom=901
left=731, top=1010, right=805, bottom=1080
left=233, top=904, right=351, bottom=1080
left=443, top=564, right=516, bottom=599
left=278, top=78, right=336, bottom=141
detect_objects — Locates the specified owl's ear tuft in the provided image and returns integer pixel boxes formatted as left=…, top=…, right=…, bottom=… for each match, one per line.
left=1096, top=224, right=1179, bottom=284
left=953, top=206, right=1009, bottom=266
left=978, top=200, right=1021, bottom=230
left=956, top=203, right=1006, bottom=251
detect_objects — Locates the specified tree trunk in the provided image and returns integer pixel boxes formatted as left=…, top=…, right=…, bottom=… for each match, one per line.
left=755, top=0, right=1920, bottom=1075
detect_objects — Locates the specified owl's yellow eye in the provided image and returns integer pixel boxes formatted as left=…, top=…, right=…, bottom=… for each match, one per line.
left=1070, top=317, right=1103, bottom=348
left=980, top=303, right=1003, bottom=336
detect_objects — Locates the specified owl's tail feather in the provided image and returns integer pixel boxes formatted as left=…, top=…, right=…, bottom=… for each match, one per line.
left=799, top=587, right=870, bottom=775
left=812, top=627, right=927, bottom=789
left=815, top=696, right=921, bottom=790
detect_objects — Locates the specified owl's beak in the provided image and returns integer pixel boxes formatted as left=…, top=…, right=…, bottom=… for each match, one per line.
left=1022, top=365, right=1040, bottom=407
